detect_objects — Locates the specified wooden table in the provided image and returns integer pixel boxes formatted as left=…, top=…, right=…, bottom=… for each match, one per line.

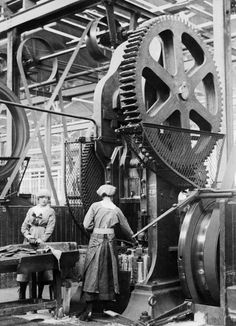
left=0, top=248, right=80, bottom=316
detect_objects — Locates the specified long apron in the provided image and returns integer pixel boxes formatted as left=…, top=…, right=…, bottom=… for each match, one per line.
left=82, top=228, right=119, bottom=301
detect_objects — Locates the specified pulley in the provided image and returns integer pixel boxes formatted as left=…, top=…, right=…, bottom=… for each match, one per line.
left=178, top=198, right=220, bottom=306
left=86, top=16, right=125, bottom=63
left=17, top=37, right=58, bottom=84
left=0, top=82, right=29, bottom=181
left=86, top=17, right=114, bottom=62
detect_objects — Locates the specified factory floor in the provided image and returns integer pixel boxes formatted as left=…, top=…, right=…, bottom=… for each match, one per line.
left=0, top=287, right=207, bottom=326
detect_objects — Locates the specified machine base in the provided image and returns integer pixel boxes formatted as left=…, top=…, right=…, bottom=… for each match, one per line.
left=123, top=280, right=185, bottom=321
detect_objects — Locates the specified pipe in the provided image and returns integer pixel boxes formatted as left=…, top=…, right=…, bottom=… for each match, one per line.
left=0, top=99, right=98, bottom=138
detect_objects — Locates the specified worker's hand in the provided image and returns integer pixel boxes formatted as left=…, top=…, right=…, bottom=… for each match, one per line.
left=36, top=238, right=44, bottom=245
left=28, top=237, right=37, bottom=244
left=131, top=237, right=139, bottom=247
left=27, top=234, right=36, bottom=243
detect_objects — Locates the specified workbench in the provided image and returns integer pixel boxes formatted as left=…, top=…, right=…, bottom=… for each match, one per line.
left=0, top=242, right=80, bottom=316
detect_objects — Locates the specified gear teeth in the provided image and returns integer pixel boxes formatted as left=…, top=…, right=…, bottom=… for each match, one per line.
left=120, top=57, right=136, bottom=65
left=124, top=116, right=141, bottom=123
left=126, top=41, right=142, bottom=48
left=123, top=51, right=138, bottom=59
left=123, top=109, right=139, bottom=116
left=129, top=29, right=146, bottom=36
left=120, top=89, right=136, bottom=96
left=140, top=17, right=158, bottom=28
left=120, top=96, right=137, bottom=104
left=119, top=70, right=135, bottom=77
left=120, top=75, right=135, bottom=83
left=120, top=85, right=135, bottom=92
left=121, top=103, right=138, bottom=111
left=125, top=45, right=140, bottom=52
left=127, top=35, right=144, bottom=43
left=120, top=63, right=136, bottom=71
left=120, top=94, right=137, bottom=103
left=120, top=62, right=137, bottom=70
left=131, top=27, right=147, bottom=34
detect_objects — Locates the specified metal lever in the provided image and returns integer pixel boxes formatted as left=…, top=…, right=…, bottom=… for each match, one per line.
left=132, top=188, right=236, bottom=238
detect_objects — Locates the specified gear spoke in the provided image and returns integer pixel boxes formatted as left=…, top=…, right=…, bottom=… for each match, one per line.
left=189, top=59, right=216, bottom=92
left=190, top=96, right=217, bottom=130
left=143, top=55, right=174, bottom=90
left=180, top=106, right=191, bottom=129
left=173, top=30, right=185, bottom=79
left=146, top=94, right=179, bottom=123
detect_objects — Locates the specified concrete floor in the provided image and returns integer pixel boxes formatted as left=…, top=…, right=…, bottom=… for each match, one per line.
left=0, top=287, right=208, bottom=326
left=0, top=286, right=127, bottom=325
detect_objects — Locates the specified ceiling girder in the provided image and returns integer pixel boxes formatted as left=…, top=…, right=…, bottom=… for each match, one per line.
left=0, top=0, right=100, bottom=35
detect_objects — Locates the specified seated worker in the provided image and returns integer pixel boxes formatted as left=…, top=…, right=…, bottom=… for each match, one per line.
left=80, top=183, right=134, bottom=321
left=17, top=188, right=56, bottom=300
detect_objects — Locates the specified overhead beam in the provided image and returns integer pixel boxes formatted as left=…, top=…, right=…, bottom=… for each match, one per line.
left=159, top=0, right=193, bottom=14
left=115, top=0, right=160, bottom=18
left=202, top=0, right=213, bottom=12
left=0, top=0, right=100, bottom=34
left=0, top=0, right=162, bottom=36
left=188, top=4, right=213, bottom=20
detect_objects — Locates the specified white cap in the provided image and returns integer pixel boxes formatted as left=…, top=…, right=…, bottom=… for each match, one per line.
left=96, top=184, right=116, bottom=197
left=37, top=188, right=51, bottom=198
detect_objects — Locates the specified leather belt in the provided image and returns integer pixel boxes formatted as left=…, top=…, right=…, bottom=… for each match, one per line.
left=93, top=228, right=114, bottom=235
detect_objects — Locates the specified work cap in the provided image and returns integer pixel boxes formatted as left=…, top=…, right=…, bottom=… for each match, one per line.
left=96, top=184, right=116, bottom=197
left=37, top=188, right=51, bottom=198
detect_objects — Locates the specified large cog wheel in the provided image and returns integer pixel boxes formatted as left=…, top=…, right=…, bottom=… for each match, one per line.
left=119, top=16, right=222, bottom=168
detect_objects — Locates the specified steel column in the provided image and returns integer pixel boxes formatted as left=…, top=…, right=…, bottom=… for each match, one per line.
left=213, top=0, right=233, bottom=159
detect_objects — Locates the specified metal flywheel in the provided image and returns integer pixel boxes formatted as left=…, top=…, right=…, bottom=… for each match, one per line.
left=178, top=198, right=220, bottom=306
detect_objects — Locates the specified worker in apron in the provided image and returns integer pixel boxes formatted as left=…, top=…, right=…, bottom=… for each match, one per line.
left=80, top=184, right=134, bottom=321
left=17, top=188, right=56, bottom=300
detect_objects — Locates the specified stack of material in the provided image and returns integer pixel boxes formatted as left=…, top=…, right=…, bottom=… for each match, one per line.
left=0, top=245, right=36, bottom=259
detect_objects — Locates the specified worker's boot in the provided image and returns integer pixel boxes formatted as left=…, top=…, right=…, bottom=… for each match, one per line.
left=18, top=282, right=28, bottom=300
left=79, top=302, right=93, bottom=321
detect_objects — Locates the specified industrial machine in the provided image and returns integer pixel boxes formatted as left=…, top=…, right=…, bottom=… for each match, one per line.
left=0, top=2, right=235, bottom=325
left=65, top=15, right=235, bottom=326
